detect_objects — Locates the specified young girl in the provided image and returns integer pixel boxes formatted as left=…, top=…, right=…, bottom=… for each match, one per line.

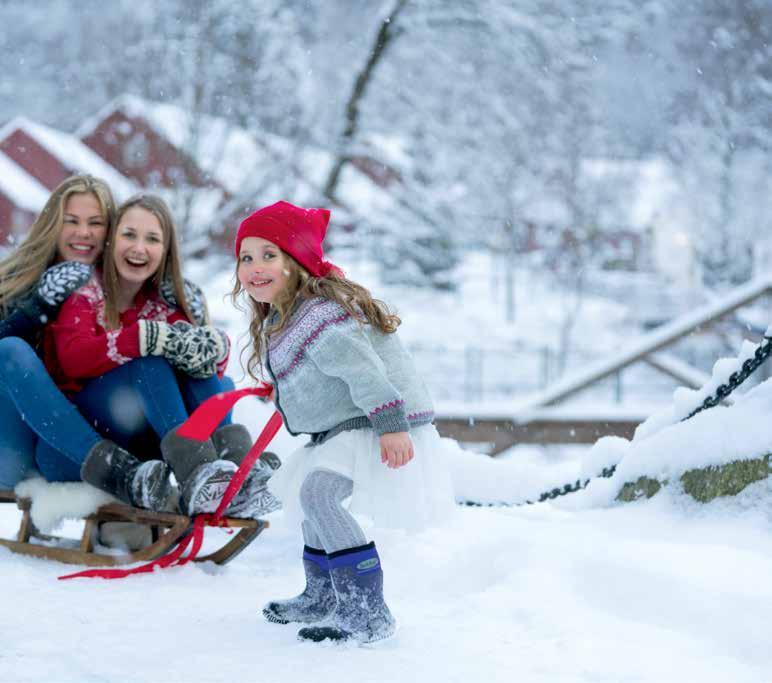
left=233, top=200, right=452, bottom=644
left=43, top=194, right=279, bottom=517
left=0, top=175, right=171, bottom=510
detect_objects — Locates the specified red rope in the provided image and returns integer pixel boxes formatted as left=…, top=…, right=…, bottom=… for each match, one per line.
left=59, top=385, right=281, bottom=581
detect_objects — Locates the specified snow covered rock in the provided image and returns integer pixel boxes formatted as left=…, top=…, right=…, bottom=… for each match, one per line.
left=616, top=475, right=662, bottom=502
left=617, top=454, right=772, bottom=503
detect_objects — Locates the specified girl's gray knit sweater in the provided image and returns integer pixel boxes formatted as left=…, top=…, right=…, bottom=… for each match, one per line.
left=265, top=297, right=434, bottom=444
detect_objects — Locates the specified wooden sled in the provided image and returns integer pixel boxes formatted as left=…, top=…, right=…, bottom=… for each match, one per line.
left=0, top=489, right=268, bottom=567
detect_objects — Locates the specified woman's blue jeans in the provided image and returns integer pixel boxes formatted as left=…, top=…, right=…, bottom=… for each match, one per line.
left=36, top=356, right=233, bottom=481
left=0, top=337, right=101, bottom=488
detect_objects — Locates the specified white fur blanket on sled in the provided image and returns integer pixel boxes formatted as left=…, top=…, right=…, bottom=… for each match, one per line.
left=14, top=478, right=119, bottom=533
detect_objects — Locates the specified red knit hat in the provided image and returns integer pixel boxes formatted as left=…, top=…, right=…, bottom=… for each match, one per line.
left=235, top=201, right=340, bottom=278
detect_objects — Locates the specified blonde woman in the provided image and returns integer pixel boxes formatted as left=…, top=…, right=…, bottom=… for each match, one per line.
left=0, top=176, right=171, bottom=510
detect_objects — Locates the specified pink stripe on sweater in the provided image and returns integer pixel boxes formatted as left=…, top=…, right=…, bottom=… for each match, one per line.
left=275, top=311, right=351, bottom=380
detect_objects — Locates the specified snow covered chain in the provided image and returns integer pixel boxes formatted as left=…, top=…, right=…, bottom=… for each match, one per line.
left=463, top=332, right=772, bottom=507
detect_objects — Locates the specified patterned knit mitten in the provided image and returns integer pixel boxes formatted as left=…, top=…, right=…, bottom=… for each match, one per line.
left=19, top=261, right=93, bottom=322
left=138, top=320, right=228, bottom=379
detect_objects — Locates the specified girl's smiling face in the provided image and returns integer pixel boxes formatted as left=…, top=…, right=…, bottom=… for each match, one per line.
left=112, top=207, right=165, bottom=290
left=55, top=193, right=107, bottom=264
left=238, top=236, right=289, bottom=304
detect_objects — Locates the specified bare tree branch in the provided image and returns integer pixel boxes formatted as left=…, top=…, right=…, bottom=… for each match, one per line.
left=322, top=0, right=409, bottom=202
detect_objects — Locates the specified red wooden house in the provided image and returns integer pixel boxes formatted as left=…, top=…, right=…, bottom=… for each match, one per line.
left=77, top=96, right=215, bottom=191
left=0, top=117, right=136, bottom=199
left=76, top=95, right=412, bottom=257
left=77, top=96, right=236, bottom=251
left=0, top=152, right=49, bottom=246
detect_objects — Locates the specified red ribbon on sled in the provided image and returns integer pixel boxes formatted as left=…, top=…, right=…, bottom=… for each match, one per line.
left=59, top=384, right=282, bottom=581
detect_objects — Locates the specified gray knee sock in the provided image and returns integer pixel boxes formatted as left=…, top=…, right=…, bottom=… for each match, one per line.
left=301, top=519, right=324, bottom=550
left=299, top=469, right=367, bottom=553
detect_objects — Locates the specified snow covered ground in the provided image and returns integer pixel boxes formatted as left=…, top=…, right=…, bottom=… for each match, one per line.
left=2, top=473, right=772, bottom=683
left=2, top=256, right=772, bottom=682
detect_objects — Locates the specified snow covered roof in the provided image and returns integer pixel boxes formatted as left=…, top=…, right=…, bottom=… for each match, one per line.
left=0, top=151, right=50, bottom=212
left=0, top=116, right=137, bottom=200
left=78, top=95, right=333, bottom=195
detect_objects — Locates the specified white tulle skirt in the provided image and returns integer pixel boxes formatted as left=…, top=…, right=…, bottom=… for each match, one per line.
left=268, top=424, right=455, bottom=533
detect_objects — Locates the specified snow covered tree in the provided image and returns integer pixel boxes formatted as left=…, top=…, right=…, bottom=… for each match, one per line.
left=667, top=0, right=772, bottom=288
left=4, top=0, right=769, bottom=298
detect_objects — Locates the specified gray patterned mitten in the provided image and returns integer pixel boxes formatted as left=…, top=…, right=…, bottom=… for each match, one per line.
left=173, top=325, right=230, bottom=378
left=138, top=320, right=228, bottom=378
left=19, top=261, right=93, bottom=323
left=138, top=320, right=191, bottom=359
left=159, top=277, right=208, bottom=326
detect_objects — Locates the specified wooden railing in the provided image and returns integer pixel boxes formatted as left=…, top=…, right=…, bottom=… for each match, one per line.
left=435, top=276, right=772, bottom=454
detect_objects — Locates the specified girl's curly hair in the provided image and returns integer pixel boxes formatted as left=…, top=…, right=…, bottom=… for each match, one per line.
left=232, top=252, right=400, bottom=382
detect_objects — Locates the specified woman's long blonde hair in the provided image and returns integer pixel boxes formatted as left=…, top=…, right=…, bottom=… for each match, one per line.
left=0, top=175, right=115, bottom=315
left=102, top=194, right=194, bottom=329
left=232, top=252, right=400, bottom=381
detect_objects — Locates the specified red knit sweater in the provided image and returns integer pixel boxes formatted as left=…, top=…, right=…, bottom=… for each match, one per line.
left=44, top=273, right=228, bottom=394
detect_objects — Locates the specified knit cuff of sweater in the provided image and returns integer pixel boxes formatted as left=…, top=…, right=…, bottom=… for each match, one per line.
left=368, top=400, right=410, bottom=435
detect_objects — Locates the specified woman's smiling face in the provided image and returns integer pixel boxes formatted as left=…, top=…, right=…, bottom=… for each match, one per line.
left=112, top=207, right=165, bottom=289
left=55, top=193, right=107, bottom=264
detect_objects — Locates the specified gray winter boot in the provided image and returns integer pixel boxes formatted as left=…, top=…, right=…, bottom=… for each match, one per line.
left=263, top=546, right=336, bottom=625
left=211, top=424, right=282, bottom=518
left=80, top=440, right=174, bottom=511
left=160, top=428, right=237, bottom=516
left=297, top=542, right=396, bottom=644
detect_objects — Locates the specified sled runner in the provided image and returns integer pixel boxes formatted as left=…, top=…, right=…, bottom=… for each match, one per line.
left=0, top=489, right=268, bottom=567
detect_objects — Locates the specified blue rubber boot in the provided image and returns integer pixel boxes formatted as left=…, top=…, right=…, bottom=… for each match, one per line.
left=263, top=546, right=336, bottom=624
left=297, top=542, right=396, bottom=644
